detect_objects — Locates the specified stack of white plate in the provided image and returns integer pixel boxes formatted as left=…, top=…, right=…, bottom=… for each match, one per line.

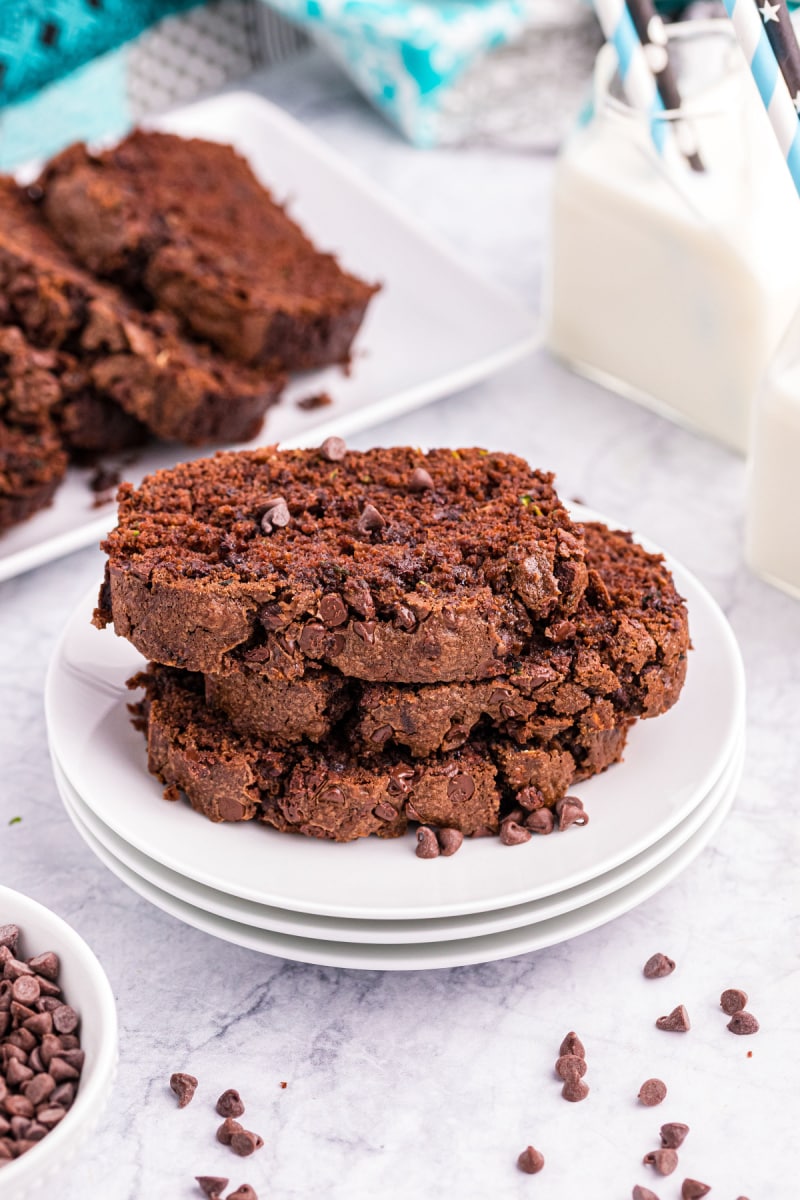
left=45, top=511, right=745, bottom=971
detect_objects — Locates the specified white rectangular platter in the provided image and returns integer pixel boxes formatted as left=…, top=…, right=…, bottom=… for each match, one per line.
left=0, top=90, right=537, bottom=582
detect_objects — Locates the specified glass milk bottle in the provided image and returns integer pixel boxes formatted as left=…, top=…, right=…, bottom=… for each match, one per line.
left=545, top=22, right=800, bottom=454
left=746, top=305, right=800, bottom=598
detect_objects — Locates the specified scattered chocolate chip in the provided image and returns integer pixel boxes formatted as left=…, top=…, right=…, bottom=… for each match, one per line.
left=517, top=786, right=545, bottom=811
left=727, top=1011, right=759, bottom=1035
left=217, top=1118, right=243, bottom=1146
left=230, top=1128, right=263, bottom=1157
left=681, top=1180, right=711, bottom=1199
left=638, top=1078, right=667, bottom=1107
left=555, top=795, right=588, bottom=830
left=643, top=1149, right=678, bottom=1176
left=228, top=1187, right=259, bottom=1200
left=320, top=436, right=346, bottom=461
left=437, top=829, right=464, bottom=857
left=555, top=1054, right=586, bottom=1081
left=526, top=808, right=555, bottom=834
left=658, top=1123, right=689, bottom=1149
left=170, top=1072, right=198, bottom=1108
left=280, top=1082, right=287, bottom=1089
left=720, top=988, right=748, bottom=1015
left=260, top=497, right=290, bottom=533
left=656, top=1005, right=691, bottom=1032
left=296, top=391, right=332, bottom=410
left=559, top=1031, right=586, bottom=1059
left=196, top=1177, right=229, bottom=1199
left=319, top=593, right=348, bottom=627
left=216, top=1089, right=245, bottom=1118
left=561, top=1078, right=589, bottom=1102
left=632, top=1188, right=660, bottom=1200
left=517, top=1145, right=545, bottom=1174
left=500, top=820, right=532, bottom=846
left=415, top=827, right=440, bottom=859
left=408, top=467, right=434, bottom=492
left=357, top=503, right=386, bottom=533
left=643, top=953, right=676, bottom=979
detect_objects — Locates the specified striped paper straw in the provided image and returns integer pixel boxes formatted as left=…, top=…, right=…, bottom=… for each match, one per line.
left=591, top=0, right=669, bottom=154
left=755, top=0, right=800, bottom=109
left=723, top=0, right=800, bottom=193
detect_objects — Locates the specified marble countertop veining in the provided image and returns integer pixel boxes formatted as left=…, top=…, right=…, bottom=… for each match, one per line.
left=1, top=50, right=798, bottom=1200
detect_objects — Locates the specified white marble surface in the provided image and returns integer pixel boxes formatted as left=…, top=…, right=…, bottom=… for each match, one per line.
left=1, top=50, right=798, bottom=1199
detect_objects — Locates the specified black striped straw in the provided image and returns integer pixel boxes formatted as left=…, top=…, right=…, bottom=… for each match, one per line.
left=626, top=0, right=706, bottom=171
left=755, top=0, right=800, bottom=110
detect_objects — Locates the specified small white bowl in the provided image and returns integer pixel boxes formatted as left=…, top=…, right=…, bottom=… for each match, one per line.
left=0, top=885, right=118, bottom=1199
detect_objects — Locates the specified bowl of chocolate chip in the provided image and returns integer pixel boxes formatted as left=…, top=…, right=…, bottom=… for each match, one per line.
left=0, top=885, right=117, bottom=1198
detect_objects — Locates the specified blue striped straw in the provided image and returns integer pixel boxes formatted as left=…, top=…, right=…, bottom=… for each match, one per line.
left=592, top=0, right=669, bottom=154
left=723, top=0, right=800, bottom=193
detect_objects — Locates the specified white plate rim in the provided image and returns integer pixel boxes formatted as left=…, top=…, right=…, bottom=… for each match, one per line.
left=52, top=736, right=744, bottom=944
left=53, top=773, right=738, bottom=971
left=45, top=504, right=746, bottom=920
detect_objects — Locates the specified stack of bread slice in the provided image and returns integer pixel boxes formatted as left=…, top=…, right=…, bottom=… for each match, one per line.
left=94, top=444, right=689, bottom=850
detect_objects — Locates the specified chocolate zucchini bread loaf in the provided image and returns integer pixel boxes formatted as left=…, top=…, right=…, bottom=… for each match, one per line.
left=38, top=132, right=379, bottom=370
left=0, top=179, right=282, bottom=446
left=94, top=446, right=589, bottom=681
left=202, top=522, right=689, bottom=753
left=132, top=665, right=630, bottom=841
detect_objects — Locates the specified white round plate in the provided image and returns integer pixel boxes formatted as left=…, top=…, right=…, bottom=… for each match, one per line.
left=53, top=768, right=738, bottom=971
left=52, top=736, right=743, bottom=944
left=46, top=505, right=745, bottom=920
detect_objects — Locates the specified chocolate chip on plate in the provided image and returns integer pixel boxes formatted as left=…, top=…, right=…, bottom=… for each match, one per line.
left=660, top=1122, right=689, bottom=1149
left=195, top=1177, right=229, bottom=1199
left=170, top=1072, right=198, bottom=1108
left=216, top=1089, right=245, bottom=1119
left=681, top=1180, right=711, bottom=1199
left=632, top=1187, right=660, bottom=1200
left=643, top=1148, right=678, bottom=1176
left=499, top=820, right=532, bottom=846
left=437, top=828, right=464, bottom=857
left=526, top=809, right=555, bottom=835
left=320, top=436, right=346, bottom=462
left=720, top=988, right=748, bottom=1016
left=638, top=1078, right=667, bottom=1107
left=415, top=827, right=440, bottom=860
left=555, top=795, right=588, bottom=830
left=643, top=953, right=675, bottom=979
left=517, top=1145, right=545, bottom=1174
left=655, top=1005, right=691, bottom=1032
left=727, top=1011, right=759, bottom=1035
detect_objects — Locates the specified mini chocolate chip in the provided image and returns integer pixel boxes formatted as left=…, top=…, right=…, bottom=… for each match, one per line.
left=373, top=801, right=398, bottom=822
left=370, top=726, right=394, bottom=747
left=216, top=1089, right=245, bottom=1118
left=632, top=1187, right=660, bottom=1200
left=169, top=1072, right=198, bottom=1108
left=320, top=436, right=346, bottom=462
left=643, top=953, right=676, bottom=979
left=555, top=795, right=588, bottom=830
left=517, top=1145, right=545, bottom=1174
left=447, top=774, right=475, bottom=802
left=656, top=1005, right=691, bottom=1032
left=500, top=820, right=532, bottom=846
left=408, top=467, right=434, bottom=492
left=415, top=827, right=440, bottom=859
left=228, top=1187, right=259, bottom=1200
left=217, top=1118, right=243, bottom=1146
left=526, top=809, right=555, bottom=834
left=681, top=1180, right=711, bottom=1199
left=555, top=1054, right=586, bottom=1081
left=357, top=503, right=386, bottom=533
left=660, top=1123, right=689, bottom=1149
left=437, top=829, right=464, bottom=857
left=727, top=1010, right=759, bottom=1035
left=352, top=619, right=376, bottom=643
left=394, top=605, right=416, bottom=631
left=230, top=1129, right=263, bottom=1157
left=319, top=594, right=348, bottom=627
left=561, top=1078, right=589, bottom=1102
left=643, top=1149, right=678, bottom=1176
left=720, top=988, right=748, bottom=1015
left=638, top=1078, right=667, bottom=1106
left=260, top=497, right=290, bottom=532
left=559, top=1032, right=586, bottom=1059
left=195, top=1178, right=229, bottom=1199
left=298, top=623, right=326, bottom=655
